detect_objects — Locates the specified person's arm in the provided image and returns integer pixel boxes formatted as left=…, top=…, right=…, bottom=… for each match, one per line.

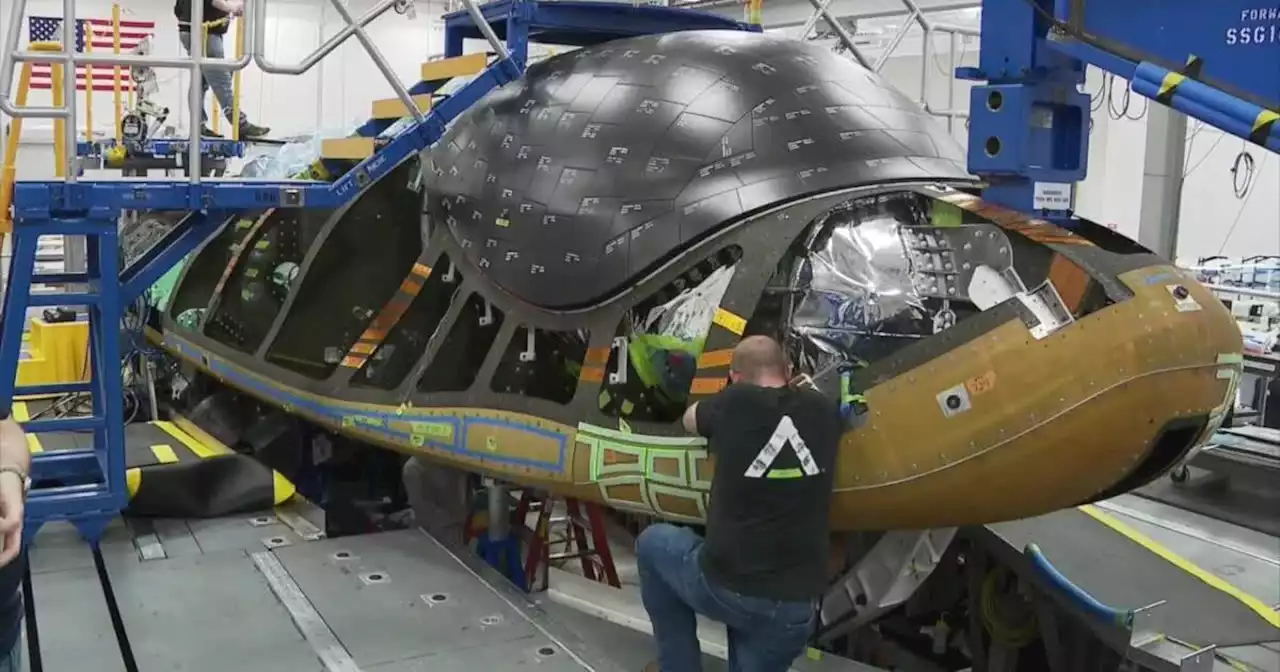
left=682, top=387, right=735, bottom=439
left=0, top=418, right=30, bottom=567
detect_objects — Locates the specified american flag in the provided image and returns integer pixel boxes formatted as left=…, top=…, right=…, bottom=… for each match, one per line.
left=27, top=15, right=155, bottom=92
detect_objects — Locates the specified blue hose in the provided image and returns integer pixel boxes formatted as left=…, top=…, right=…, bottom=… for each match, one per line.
left=1023, top=543, right=1135, bottom=628
left=1132, top=63, right=1280, bottom=152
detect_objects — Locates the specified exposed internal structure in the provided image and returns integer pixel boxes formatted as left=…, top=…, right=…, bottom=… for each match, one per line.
left=150, top=30, right=1241, bottom=531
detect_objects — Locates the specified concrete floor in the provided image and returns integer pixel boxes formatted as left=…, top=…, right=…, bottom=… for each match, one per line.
left=14, top=492, right=1279, bottom=672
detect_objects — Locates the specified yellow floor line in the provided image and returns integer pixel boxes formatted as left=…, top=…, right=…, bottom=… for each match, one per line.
left=1079, top=504, right=1280, bottom=629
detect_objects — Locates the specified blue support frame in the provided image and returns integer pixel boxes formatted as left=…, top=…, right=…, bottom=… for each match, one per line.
left=963, top=0, right=1280, bottom=224
left=0, top=0, right=757, bottom=550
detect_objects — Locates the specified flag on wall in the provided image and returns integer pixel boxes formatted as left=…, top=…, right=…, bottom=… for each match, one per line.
left=27, top=15, right=155, bottom=92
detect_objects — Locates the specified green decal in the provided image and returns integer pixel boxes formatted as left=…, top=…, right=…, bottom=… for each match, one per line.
left=766, top=468, right=804, bottom=480
left=410, top=420, right=454, bottom=441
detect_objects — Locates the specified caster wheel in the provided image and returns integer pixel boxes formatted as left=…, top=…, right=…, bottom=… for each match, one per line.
left=1170, top=465, right=1189, bottom=484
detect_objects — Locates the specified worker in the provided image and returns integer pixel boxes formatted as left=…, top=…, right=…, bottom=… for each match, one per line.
left=173, top=0, right=271, bottom=139
left=636, top=335, right=841, bottom=672
left=0, top=417, right=31, bottom=672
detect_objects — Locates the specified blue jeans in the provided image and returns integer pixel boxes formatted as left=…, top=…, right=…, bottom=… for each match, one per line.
left=0, top=640, right=20, bottom=672
left=177, top=31, right=239, bottom=127
left=636, top=524, right=814, bottom=672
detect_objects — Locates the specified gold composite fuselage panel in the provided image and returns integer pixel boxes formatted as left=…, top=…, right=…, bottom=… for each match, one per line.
left=156, top=260, right=1241, bottom=531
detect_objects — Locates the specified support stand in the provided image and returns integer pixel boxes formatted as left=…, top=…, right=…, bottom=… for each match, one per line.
left=0, top=215, right=127, bottom=546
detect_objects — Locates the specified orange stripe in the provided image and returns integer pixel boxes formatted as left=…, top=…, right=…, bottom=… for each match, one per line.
left=351, top=341, right=378, bottom=354
left=401, top=279, right=424, bottom=295
left=341, top=355, right=365, bottom=368
left=690, top=377, right=727, bottom=395
left=584, top=347, right=611, bottom=366
left=1048, top=254, right=1090, bottom=313
left=579, top=366, right=605, bottom=383
left=697, top=349, right=734, bottom=369
left=412, top=263, right=432, bottom=277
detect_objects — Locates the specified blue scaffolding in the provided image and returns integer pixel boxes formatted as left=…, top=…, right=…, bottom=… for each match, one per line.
left=0, top=0, right=754, bottom=547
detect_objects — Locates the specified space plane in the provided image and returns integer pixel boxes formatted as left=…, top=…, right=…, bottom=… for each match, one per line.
left=148, top=30, right=1242, bottom=531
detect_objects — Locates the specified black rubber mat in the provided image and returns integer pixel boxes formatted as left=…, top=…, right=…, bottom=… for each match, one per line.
left=27, top=414, right=290, bottom=519
left=988, top=508, right=1279, bottom=648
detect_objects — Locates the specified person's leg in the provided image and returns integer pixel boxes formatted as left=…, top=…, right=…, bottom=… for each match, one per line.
left=202, top=35, right=234, bottom=124
left=176, top=31, right=210, bottom=127
left=722, top=600, right=813, bottom=672
left=636, top=524, right=704, bottom=672
left=203, top=34, right=269, bottom=137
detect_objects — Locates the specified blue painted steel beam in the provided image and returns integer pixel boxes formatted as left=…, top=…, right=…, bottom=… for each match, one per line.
left=964, top=0, right=1279, bottom=224
left=960, top=0, right=1088, bottom=223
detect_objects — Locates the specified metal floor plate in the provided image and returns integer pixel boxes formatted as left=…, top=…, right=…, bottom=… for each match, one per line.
left=24, top=511, right=643, bottom=672
left=988, top=507, right=1280, bottom=647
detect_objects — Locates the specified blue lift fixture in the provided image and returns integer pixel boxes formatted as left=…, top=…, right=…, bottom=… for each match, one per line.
left=961, top=0, right=1280, bottom=224
left=0, top=0, right=753, bottom=573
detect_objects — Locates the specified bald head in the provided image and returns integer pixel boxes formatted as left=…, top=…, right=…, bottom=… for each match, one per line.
left=729, top=335, right=791, bottom=386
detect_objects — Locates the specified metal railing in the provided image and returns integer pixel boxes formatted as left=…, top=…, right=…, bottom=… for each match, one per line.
left=0, top=0, right=510, bottom=189
left=797, top=0, right=978, bottom=133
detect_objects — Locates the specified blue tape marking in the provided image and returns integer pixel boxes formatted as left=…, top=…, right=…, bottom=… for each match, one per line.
left=169, top=335, right=567, bottom=473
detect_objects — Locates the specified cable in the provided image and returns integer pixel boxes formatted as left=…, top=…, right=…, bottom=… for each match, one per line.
left=1230, top=143, right=1256, bottom=199
left=1214, top=154, right=1266, bottom=255
left=1104, top=72, right=1147, bottom=121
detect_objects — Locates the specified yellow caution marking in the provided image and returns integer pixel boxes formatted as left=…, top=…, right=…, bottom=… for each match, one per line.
left=1079, top=504, right=1280, bottom=629
left=11, top=402, right=30, bottom=422
left=420, top=53, right=487, bottom=82
left=126, top=467, right=141, bottom=498
left=1157, top=72, right=1186, bottom=101
left=154, top=420, right=224, bottom=458
left=712, top=308, right=746, bottom=335
left=149, top=444, right=180, bottom=464
left=26, top=435, right=43, bottom=454
left=273, top=471, right=297, bottom=505
left=1252, top=109, right=1279, bottom=135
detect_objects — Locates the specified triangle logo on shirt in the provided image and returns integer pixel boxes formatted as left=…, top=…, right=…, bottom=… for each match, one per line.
left=744, top=415, right=821, bottom=480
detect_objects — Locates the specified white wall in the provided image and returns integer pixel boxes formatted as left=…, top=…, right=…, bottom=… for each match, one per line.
left=860, top=32, right=1278, bottom=260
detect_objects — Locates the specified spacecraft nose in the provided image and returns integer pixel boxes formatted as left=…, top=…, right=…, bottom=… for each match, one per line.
left=780, top=189, right=1242, bottom=530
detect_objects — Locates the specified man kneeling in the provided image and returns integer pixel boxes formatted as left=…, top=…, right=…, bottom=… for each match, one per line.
left=637, top=336, right=841, bottom=672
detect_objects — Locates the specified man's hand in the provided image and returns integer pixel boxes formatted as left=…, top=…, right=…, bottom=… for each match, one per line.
left=0, top=470, right=23, bottom=567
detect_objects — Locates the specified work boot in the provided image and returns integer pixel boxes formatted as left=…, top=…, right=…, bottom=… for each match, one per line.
left=200, top=125, right=222, bottom=138
left=239, top=121, right=271, bottom=139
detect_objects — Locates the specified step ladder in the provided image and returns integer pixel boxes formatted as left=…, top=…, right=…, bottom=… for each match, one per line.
left=516, top=490, right=621, bottom=592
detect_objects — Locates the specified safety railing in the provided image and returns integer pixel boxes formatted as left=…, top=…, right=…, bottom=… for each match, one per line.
left=796, top=0, right=978, bottom=132
left=0, top=0, right=510, bottom=189
left=0, top=0, right=256, bottom=184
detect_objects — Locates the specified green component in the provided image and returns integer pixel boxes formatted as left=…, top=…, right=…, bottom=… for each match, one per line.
left=931, top=201, right=965, bottom=228
left=147, top=255, right=192, bottom=312
left=766, top=467, right=804, bottom=480
left=175, top=308, right=204, bottom=331
left=272, top=262, right=300, bottom=292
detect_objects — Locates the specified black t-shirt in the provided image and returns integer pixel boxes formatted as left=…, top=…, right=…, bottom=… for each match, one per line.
left=0, top=553, right=23, bottom=654
left=174, top=0, right=230, bottom=34
left=695, top=383, right=841, bottom=602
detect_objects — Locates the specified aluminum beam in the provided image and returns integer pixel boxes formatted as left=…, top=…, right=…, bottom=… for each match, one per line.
left=679, top=0, right=980, bottom=29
